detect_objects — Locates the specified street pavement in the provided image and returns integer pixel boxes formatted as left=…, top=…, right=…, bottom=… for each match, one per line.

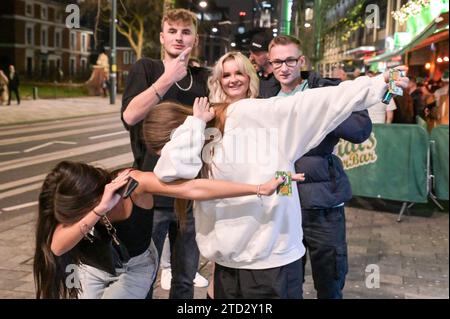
left=0, top=97, right=448, bottom=299
left=0, top=96, right=119, bottom=126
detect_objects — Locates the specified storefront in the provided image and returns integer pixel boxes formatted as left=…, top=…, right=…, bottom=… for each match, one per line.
left=408, top=27, right=449, bottom=80
left=366, top=0, right=449, bottom=77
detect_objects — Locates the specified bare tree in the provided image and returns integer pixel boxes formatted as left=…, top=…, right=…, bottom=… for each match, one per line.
left=115, top=0, right=163, bottom=59
left=82, top=0, right=164, bottom=59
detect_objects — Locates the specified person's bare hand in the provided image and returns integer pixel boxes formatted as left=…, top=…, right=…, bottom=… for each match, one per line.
left=163, top=47, right=192, bottom=83
left=259, top=173, right=305, bottom=196
left=383, top=65, right=409, bottom=90
left=193, top=97, right=215, bottom=123
left=94, top=169, right=131, bottom=215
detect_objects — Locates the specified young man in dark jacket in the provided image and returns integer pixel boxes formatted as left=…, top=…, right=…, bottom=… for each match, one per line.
left=267, top=35, right=372, bottom=298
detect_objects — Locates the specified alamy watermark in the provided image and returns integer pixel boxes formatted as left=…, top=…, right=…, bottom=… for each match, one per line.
left=365, top=264, right=380, bottom=289
left=365, top=4, right=380, bottom=29
left=169, top=126, right=281, bottom=172
left=65, top=264, right=81, bottom=289
left=65, top=4, right=80, bottom=29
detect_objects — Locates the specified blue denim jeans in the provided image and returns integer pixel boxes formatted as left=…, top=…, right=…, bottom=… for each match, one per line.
left=77, top=241, right=158, bottom=299
left=151, top=207, right=199, bottom=299
left=301, top=206, right=348, bottom=299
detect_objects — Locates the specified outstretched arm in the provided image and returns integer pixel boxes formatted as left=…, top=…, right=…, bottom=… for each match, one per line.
left=239, top=67, right=408, bottom=161
left=131, top=170, right=304, bottom=201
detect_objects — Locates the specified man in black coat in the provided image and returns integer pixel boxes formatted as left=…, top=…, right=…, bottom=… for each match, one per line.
left=267, top=35, right=372, bottom=299
left=7, top=65, right=20, bottom=105
left=248, top=30, right=280, bottom=98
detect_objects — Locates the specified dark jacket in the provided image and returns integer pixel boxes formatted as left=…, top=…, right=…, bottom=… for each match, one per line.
left=7, top=71, right=19, bottom=89
left=410, top=88, right=425, bottom=119
left=258, top=71, right=280, bottom=98
left=294, top=71, right=372, bottom=209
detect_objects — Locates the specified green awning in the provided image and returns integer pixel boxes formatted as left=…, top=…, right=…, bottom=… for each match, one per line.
left=366, top=20, right=438, bottom=64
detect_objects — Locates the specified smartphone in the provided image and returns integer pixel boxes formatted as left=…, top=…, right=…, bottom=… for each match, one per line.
left=116, top=177, right=139, bottom=198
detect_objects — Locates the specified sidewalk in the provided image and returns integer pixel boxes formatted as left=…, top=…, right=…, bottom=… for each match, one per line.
left=0, top=96, right=122, bottom=126
left=0, top=207, right=447, bottom=299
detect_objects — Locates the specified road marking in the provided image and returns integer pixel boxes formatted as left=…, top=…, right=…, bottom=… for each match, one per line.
left=0, top=152, right=133, bottom=201
left=0, top=174, right=46, bottom=192
left=2, top=201, right=38, bottom=212
left=0, top=138, right=130, bottom=173
left=0, top=182, right=43, bottom=200
left=0, top=123, right=122, bottom=146
left=23, top=141, right=77, bottom=153
left=0, top=151, right=20, bottom=156
left=89, top=131, right=127, bottom=140
left=90, top=153, right=134, bottom=169
left=0, top=114, right=118, bottom=137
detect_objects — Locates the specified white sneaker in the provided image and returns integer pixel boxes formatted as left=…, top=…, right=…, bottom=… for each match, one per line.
left=193, top=272, right=209, bottom=288
left=160, top=268, right=172, bottom=290
left=161, top=269, right=209, bottom=290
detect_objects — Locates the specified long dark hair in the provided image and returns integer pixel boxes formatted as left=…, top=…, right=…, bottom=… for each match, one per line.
left=142, top=101, right=228, bottom=178
left=142, top=102, right=230, bottom=229
left=142, top=102, right=200, bottom=229
left=33, top=161, right=110, bottom=299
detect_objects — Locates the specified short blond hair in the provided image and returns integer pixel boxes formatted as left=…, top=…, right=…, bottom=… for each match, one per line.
left=268, top=35, right=303, bottom=56
left=208, top=51, right=259, bottom=103
left=161, top=8, right=198, bottom=32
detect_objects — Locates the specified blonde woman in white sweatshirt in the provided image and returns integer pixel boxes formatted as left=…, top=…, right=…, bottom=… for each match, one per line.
left=144, top=51, right=409, bottom=299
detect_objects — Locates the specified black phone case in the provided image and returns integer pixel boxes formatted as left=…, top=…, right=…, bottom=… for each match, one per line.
left=116, top=177, right=139, bottom=198
left=123, top=178, right=139, bottom=198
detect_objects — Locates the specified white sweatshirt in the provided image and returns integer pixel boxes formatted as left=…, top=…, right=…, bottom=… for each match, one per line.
left=154, top=75, right=387, bottom=269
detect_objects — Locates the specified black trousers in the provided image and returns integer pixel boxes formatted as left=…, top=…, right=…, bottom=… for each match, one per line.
left=8, top=87, right=20, bottom=105
left=301, top=206, right=348, bottom=299
left=214, top=259, right=303, bottom=299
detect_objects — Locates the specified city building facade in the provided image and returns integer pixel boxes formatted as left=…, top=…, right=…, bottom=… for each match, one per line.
left=0, top=0, right=94, bottom=81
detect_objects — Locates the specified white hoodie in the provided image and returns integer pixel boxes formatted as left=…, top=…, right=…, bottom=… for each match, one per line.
left=154, top=75, right=387, bottom=269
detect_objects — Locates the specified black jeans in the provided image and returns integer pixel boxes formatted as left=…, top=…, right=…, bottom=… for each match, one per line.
left=301, top=206, right=348, bottom=299
left=214, top=259, right=303, bottom=299
left=151, top=207, right=199, bottom=299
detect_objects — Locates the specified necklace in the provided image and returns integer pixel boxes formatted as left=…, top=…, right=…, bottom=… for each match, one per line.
left=175, top=67, right=193, bottom=91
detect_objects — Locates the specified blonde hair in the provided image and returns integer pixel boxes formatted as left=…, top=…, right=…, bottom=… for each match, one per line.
left=208, top=51, right=259, bottom=103
left=161, top=8, right=198, bottom=32
left=268, top=35, right=303, bottom=55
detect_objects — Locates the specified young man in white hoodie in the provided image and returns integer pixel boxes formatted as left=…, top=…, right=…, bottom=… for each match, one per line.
left=152, top=52, right=409, bottom=298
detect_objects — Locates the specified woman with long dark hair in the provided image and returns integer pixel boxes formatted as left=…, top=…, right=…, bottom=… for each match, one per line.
left=33, top=159, right=304, bottom=299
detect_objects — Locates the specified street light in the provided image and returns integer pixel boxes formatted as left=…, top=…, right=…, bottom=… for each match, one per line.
left=212, top=27, right=218, bottom=33
left=109, top=0, right=117, bottom=105
left=199, top=1, right=207, bottom=8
